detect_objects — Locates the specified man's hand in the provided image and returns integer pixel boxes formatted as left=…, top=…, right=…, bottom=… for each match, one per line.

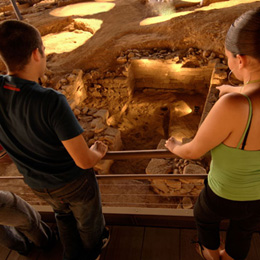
left=90, top=141, right=108, bottom=159
left=62, top=135, right=108, bottom=169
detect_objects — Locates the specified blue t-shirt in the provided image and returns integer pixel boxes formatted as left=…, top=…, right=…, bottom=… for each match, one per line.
left=0, top=75, right=86, bottom=189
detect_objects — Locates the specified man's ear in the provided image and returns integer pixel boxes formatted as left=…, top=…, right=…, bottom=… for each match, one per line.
left=32, top=48, right=41, bottom=62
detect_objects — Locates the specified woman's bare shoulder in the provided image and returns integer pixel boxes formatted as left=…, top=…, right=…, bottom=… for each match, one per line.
left=217, top=92, right=249, bottom=107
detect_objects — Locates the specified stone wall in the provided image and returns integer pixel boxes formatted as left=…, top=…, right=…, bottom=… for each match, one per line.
left=52, top=69, right=123, bottom=174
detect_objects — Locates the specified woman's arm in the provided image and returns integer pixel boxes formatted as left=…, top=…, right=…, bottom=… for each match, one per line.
left=165, top=93, right=244, bottom=159
left=216, top=84, right=242, bottom=97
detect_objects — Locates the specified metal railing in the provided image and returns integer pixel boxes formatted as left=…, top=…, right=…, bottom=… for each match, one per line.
left=0, top=148, right=208, bottom=180
left=0, top=149, right=207, bottom=216
left=9, top=0, right=23, bottom=20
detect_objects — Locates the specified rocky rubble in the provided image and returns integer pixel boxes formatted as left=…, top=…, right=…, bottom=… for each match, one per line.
left=117, top=47, right=226, bottom=69
left=37, top=46, right=229, bottom=175
left=51, top=69, right=123, bottom=174
left=146, top=139, right=207, bottom=209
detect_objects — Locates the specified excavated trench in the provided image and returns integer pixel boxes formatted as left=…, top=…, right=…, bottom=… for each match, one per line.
left=108, top=58, right=213, bottom=174
left=0, top=2, right=230, bottom=209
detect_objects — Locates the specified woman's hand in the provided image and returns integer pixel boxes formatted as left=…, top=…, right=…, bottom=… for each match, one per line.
left=216, top=85, right=242, bottom=97
left=165, top=137, right=182, bottom=153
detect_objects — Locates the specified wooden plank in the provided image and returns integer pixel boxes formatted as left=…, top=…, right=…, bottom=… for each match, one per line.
left=219, top=231, right=260, bottom=260
left=141, top=227, right=180, bottom=260
left=6, top=249, right=39, bottom=260
left=6, top=251, right=24, bottom=260
left=103, top=226, right=144, bottom=260
left=247, top=233, right=260, bottom=260
left=99, top=226, right=112, bottom=260
left=36, top=241, right=63, bottom=260
left=180, top=229, right=202, bottom=260
left=0, top=244, right=11, bottom=260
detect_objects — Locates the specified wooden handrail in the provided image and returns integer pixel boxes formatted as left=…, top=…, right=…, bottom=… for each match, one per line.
left=0, top=174, right=207, bottom=180
left=104, top=149, right=175, bottom=160
left=0, top=149, right=207, bottom=180
left=98, top=174, right=207, bottom=180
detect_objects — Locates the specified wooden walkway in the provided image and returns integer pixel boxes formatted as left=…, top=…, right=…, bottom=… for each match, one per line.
left=1, top=225, right=260, bottom=260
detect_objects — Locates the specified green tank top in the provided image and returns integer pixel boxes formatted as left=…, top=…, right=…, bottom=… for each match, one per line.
left=208, top=94, right=260, bottom=201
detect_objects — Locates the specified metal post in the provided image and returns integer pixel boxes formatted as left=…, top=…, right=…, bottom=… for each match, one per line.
left=9, top=0, right=23, bottom=20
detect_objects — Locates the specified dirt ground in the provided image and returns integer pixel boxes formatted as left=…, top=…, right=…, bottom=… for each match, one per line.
left=1, top=0, right=260, bottom=76
left=0, top=0, right=260, bottom=206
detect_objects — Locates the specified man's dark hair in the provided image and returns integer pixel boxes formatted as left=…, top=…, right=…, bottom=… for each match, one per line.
left=0, top=20, right=43, bottom=72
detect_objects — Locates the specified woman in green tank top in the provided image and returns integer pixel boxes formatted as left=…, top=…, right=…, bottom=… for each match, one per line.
left=165, top=7, right=260, bottom=260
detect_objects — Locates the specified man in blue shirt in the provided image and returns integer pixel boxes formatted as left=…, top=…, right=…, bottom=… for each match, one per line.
left=0, top=20, right=109, bottom=260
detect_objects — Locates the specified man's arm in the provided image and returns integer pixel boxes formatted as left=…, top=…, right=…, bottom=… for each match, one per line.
left=62, top=134, right=108, bottom=169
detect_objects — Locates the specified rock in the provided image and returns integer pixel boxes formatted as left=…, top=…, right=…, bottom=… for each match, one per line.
left=182, top=197, right=193, bottom=209
left=107, top=114, right=119, bottom=127
left=180, top=183, right=195, bottom=194
left=82, top=107, right=89, bottom=114
left=208, top=58, right=221, bottom=67
left=182, top=60, right=200, bottom=68
left=73, top=108, right=81, bottom=116
left=214, top=69, right=227, bottom=80
left=157, top=139, right=167, bottom=149
left=151, top=180, right=169, bottom=194
left=93, top=109, right=109, bottom=123
left=215, top=63, right=228, bottom=70
left=166, top=179, right=181, bottom=190
left=67, top=73, right=76, bottom=83
left=87, top=108, right=98, bottom=116
left=102, top=127, right=122, bottom=150
left=128, top=52, right=135, bottom=59
left=91, top=91, right=102, bottom=98
left=146, top=159, right=173, bottom=175
left=91, top=118, right=106, bottom=133
left=117, top=57, right=127, bottom=64
left=183, top=164, right=207, bottom=175
left=202, top=50, right=211, bottom=58
left=94, top=160, right=114, bottom=174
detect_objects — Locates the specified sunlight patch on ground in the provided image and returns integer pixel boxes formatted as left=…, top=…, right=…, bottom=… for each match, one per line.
left=50, top=2, right=115, bottom=17
left=140, top=0, right=257, bottom=26
left=42, top=30, right=93, bottom=55
left=173, top=100, right=192, bottom=117
left=140, top=11, right=190, bottom=26
left=74, top=18, right=103, bottom=34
